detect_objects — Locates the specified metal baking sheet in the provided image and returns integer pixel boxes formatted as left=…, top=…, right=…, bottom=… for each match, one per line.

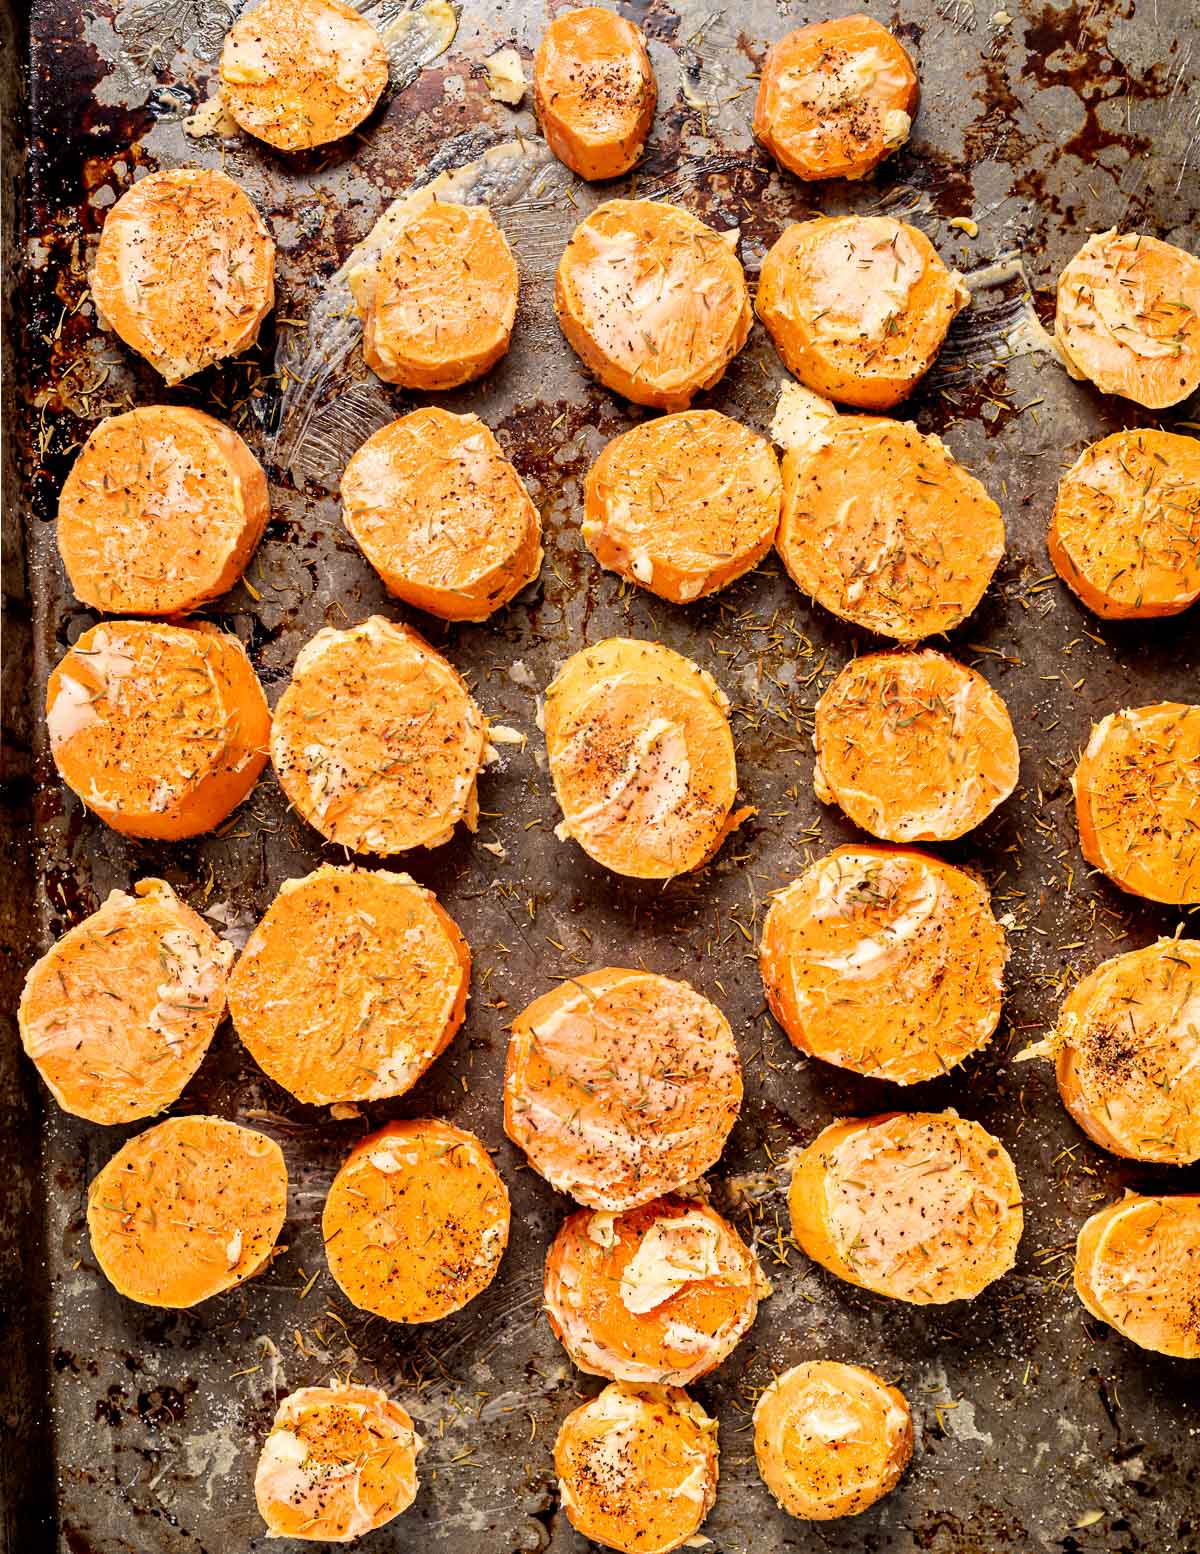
left=5, top=1, right=1200, bottom=1551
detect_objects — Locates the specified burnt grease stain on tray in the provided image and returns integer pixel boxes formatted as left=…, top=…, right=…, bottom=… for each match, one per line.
left=5, top=0, right=1200, bottom=1552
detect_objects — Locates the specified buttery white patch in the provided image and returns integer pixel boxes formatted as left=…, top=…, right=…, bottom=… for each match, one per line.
left=587, top=1211, right=617, bottom=1248
left=882, top=108, right=912, bottom=148
left=769, top=381, right=838, bottom=453
left=619, top=1211, right=726, bottom=1314
left=1093, top=286, right=1180, bottom=358
left=147, top=927, right=222, bottom=1053
left=484, top=47, right=527, bottom=104
left=47, top=675, right=99, bottom=749
left=805, top=221, right=924, bottom=344
left=183, top=90, right=239, bottom=138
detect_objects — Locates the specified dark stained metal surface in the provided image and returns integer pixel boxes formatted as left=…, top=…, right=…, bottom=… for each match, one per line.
left=6, top=0, right=1200, bottom=1551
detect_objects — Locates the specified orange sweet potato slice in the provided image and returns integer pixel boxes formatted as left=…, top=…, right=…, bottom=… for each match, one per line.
left=757, top=216, right=968, bottom=409
left=544, top=637, right=750, bottom=879
left=322, top=1119, right=509, bottom=1322
left=220, top=0, right=389, bottom=152
left=87, top=1114, right=287, bottom=1307
left=554, top=1383, right=719, bottom=1554
left=47, top=619, right=269, bottom=840
left=227, top=864, right=469, bottom=1106
left=255, top=1384, right=422, bottom=1541
left=753, top=16, right=918, bottom=182
left=556, top=199, right=751, bottom=409
left=777, top=415, right=1004, bottom=640
left=91, top=168, right=274, bottom=384
left=1055, top=230, right=1200, bottom=409
left=760, top=844, right=1006, bottom=1083
left=1048, top=429, right=1200, bottom=618
left=1044, top=938, right=1200, bottom=1165
left=362, top=201, right=518, bottom=390
left=1074, top=1193, right=1200, bottom=1358
left=341, top=407, right=542, bottom=621
left=534, top=7, right=656, bottom=181
left=57, top=405, right=269, bottom=616
left=754, top=1361, right=913, bottom=1520
left=789, top=1111, right=1023, bottom=1303
left=544, top=1194, right=766, bottom=1385
left=582, top=410, right=780, bottom=603
left=1072, top=702, right=1200, bottom=904
left=812, top=650, right=1019, bottom=842
left=19, top=878, right=231, bottom=1125
left=505, top=969, right=742, bottom=1211
left=270, top=616, right=488, bottom=856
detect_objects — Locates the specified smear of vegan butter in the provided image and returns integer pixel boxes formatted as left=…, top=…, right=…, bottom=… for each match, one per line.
left=769, top=380, right=839, bottom=453
left=381, top=0, right=459, bottom=87
left=183, top=89, right=239, bottom=138
left=484, top=46, right=526, bottom=104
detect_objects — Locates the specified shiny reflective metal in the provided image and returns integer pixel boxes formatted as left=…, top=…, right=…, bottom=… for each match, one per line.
left=4, top=1, right=1200, bottom=1550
